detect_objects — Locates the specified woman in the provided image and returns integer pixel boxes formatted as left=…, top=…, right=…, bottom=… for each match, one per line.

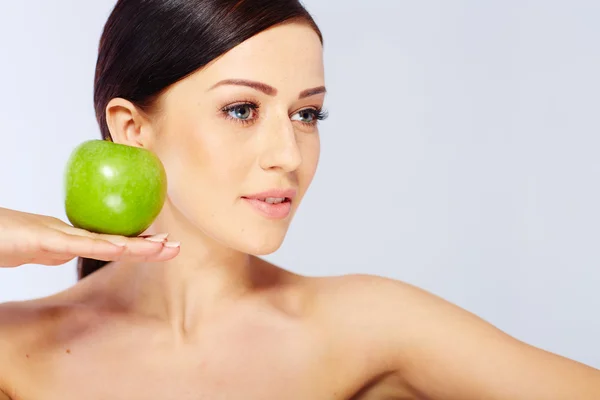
left=1, top=0, right=599, bottom=399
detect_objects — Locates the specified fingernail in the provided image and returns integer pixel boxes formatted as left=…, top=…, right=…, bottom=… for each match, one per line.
left=144, top=233, right=169, bottom=243
left=164, top=241, right=180, bottom=248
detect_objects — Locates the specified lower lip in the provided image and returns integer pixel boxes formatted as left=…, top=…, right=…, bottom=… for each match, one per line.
left=242, top=198, right=292, bottom=219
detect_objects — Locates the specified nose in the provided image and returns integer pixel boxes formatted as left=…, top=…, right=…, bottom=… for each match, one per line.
left=258, top=115, right=302, bottom=173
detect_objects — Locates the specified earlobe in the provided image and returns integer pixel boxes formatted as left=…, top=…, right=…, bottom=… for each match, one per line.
left=105, top=97, right=152, bottom=148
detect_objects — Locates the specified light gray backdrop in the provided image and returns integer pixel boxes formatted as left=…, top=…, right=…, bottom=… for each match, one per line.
left=1, top=1, right=599, bottom=368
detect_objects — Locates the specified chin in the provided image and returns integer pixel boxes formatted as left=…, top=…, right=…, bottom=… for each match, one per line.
left=220, top=224, right=287, bottom=255
left=240, top=234, right=287, bottom=256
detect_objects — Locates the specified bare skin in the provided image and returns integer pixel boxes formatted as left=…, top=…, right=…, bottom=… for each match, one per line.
left=0, top=258, right=419, bottom=400
left=1, top=255, right=599, bottom=400
left=1, top=22, right=599, bottom=399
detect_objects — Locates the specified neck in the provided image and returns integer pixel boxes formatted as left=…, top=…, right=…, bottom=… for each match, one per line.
left=102, top=201, right=283, bottom=339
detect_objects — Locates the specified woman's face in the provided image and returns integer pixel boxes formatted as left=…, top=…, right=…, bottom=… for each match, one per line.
left=149, top=22, right=326, bottom=255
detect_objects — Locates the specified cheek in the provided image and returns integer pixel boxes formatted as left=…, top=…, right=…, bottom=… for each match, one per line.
left=158, top=133, right=211, bottom=188
left=156, top=118, right=253, bottom=205
left=298, top=134, right=320, bottom=188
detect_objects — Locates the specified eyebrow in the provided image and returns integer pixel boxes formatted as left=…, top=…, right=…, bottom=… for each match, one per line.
left=208, top=79, right=326, bottom=99
left=299, top=85, right=327, bottom=99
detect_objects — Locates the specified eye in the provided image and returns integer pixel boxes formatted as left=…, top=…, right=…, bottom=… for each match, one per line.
left=292, top=109, right=316, bottom=123
left=225, top=104, right=257, bottom=121
left=291, top=108, right=328, bottom=126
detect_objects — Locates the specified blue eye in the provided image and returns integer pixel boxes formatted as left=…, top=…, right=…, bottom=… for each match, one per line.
left=291, top=108, right=328, bottom=126
left=227, top=104, right=255, bottom=120
left=293, top=109, right=316, bottom=123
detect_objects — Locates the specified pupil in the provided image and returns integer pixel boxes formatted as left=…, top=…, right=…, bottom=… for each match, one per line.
left=236, top=106, right=250, bottom=119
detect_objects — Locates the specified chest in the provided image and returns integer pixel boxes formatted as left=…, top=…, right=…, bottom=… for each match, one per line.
left=15, top=318, right=343, bottom=400
left=10, top=305, right=419, bottom=400
left=15, top=344, right=420, bottom=400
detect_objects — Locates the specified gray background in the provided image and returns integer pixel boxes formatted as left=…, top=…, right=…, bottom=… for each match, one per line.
left=1, top=1, right=599, bottom=368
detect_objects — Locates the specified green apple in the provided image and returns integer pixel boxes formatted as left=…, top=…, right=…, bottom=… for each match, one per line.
left=64, top=139, right=167, bottom=236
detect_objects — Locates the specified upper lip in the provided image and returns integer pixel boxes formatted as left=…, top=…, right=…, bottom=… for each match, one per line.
left=242, top=188, right=297, bottom=201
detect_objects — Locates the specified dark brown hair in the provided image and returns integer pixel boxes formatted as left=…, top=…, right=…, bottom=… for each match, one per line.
left=78, top=0, right=323, bottom=280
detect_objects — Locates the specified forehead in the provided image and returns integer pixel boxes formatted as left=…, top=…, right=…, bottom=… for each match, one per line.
left=194, top=22, right=325, bottom=90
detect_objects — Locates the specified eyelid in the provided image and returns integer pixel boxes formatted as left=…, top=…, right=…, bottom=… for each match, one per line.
left=220, top=98, right=261, bottom=111
left=290, top=105, right=320, bottom=115
left=220, top=101, right=260, bottom=125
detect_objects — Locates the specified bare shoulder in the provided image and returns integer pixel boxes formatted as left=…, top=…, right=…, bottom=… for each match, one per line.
left=300, top=275, right=413, bottom=355
left=306, top=271, right=504, bottom=333
left=0, top=298, right=57, bottom=360
left=306, top=273, right=600, bottom=400
left=0, top=299, right=54, bottom=399
left=0, top=300, right=37, bottom=399
left=306, top=272, right=434, bottom=317
left=0, top=296, right=94, bottom=348
left=305, top=272, right=510, bottom=356
left=0, top=294, right=100, bottom=400
left=0, top=291, right=102, bottom=349
left=299, top=273, right=441, bottom=397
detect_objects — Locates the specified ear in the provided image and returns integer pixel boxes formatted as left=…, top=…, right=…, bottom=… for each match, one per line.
left=105, top=97, right=156, bottom=148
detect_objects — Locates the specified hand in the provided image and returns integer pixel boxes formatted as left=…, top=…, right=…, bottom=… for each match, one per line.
left=0, top=207, right=180, bottom=268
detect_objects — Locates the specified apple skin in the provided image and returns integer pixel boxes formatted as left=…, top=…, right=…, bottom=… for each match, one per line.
left=64, top=139, right=167, bottom=236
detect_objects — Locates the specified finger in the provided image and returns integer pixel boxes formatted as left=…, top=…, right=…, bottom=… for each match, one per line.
left=53, top=227, right=178, bottom=262
left=59, top=226, right=131, bottom=246
left=61, top=226, right=168, bottom=249
left=40, top=231, right=126, bottom=261
left=113, top=237, right=168, bottom=260
left=35, top=254, right=75, bottom=266
left=99, top=238, right=180, bottom=263
left=143, top=242, right=181, bottom=262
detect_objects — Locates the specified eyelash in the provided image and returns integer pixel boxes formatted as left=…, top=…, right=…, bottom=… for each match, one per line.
left=220, top=100, right=329, bottom=127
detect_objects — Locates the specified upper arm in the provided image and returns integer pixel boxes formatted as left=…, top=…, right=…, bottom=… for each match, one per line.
left=342, top=275, right=600, bottom=400
left=398, top=287, right=600, bottom=399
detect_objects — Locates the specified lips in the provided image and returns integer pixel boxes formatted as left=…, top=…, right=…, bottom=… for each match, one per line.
left=241, top=188, right=297, bottom=219
left=242, top=188, right=297, bottom=201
